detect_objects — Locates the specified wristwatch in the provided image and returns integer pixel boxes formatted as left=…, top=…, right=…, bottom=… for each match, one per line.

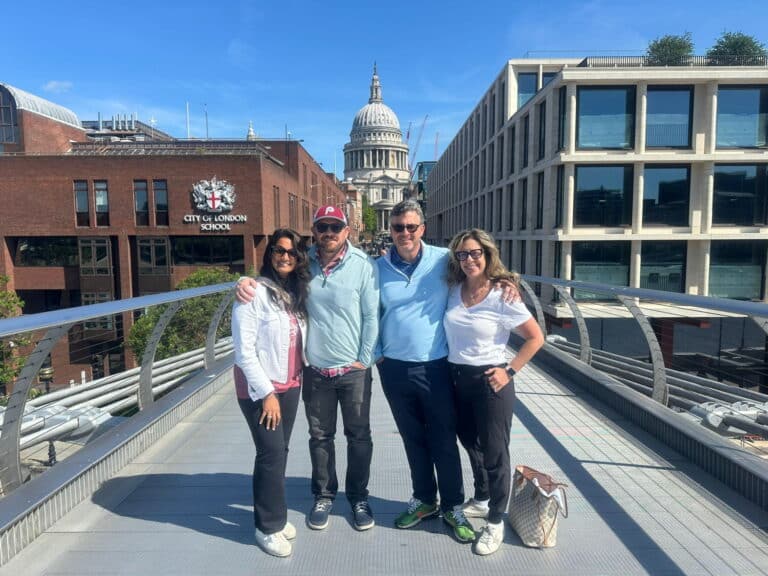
left=505, top=366, right=517, bottom=379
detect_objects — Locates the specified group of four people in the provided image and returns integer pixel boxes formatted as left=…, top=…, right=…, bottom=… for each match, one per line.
left=231, top=199, right=544, bottom=558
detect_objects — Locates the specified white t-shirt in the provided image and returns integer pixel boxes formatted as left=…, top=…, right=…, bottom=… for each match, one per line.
left=444, top=285, right=533, bottom=366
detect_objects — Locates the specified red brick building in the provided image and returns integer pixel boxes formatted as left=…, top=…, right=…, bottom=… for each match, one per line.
left=0, top=82, right=345, bottom=385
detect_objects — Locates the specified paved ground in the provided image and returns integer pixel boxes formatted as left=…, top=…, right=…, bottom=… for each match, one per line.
left=3, top=362, right=768, bottom=575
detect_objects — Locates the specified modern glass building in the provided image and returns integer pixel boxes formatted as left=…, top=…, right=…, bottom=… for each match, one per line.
left=426, top=58, right=768, bottom=305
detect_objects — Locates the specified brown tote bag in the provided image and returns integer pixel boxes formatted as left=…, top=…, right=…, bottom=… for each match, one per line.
left=507, top=465, right=569, bottom=548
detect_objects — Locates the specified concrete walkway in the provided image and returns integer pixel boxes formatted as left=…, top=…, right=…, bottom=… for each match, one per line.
left=3, top=363, right=767, bottom=575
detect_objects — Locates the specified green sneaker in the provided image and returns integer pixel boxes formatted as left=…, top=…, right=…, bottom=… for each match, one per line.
left=395, top=497, right=439, bottom=529
left=443, top=506, right=476, bottom=542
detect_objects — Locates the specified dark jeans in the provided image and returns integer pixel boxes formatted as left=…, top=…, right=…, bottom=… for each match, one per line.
left=450, top=362, right=515, bottom=524
left=238, top=386, right=300, bottom=534
left=302, top=367, right=372, bottom=504
left=379, top=357, right=464, bottom=511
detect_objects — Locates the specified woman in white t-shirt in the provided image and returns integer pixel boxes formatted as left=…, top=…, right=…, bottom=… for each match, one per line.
left=444, top=228, right=544, bottom=556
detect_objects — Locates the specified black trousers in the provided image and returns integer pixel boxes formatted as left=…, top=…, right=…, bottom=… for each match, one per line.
left=379, top=357, right=464, bottom=511
left=302, top=367, right=372, bottom=504
left=450, top=362, right=515, bottom=524
left=238, top=385, right=300, bottom=535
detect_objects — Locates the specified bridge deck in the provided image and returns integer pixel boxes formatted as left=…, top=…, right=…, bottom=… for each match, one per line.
left=3, top=363, right=767, bottom=575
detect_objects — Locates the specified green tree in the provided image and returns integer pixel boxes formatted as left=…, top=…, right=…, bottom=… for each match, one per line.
left=707, top=31, right=767, bottom=65
left=0, top=275, right=29, bottom=393
left=361, top=194, right=377, bottom=234
left=646, top=33, right=694, bottom=66
left=127, top=267, right=238, bottom=361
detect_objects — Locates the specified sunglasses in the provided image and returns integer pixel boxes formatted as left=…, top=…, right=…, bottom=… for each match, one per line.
left=455, top=249, right=484, bottom=261
left=271, top=246, right=298, bottom=258
left=315, top=222, right=345, bottom=234
left=391, top=223, right=422, bottom=233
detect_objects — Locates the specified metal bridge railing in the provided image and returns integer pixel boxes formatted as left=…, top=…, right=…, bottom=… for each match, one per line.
left=0, top=282, right=235, bottom=496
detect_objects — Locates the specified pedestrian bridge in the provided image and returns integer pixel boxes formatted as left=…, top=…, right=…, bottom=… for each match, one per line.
left=0, top=279, right=767, bottom=575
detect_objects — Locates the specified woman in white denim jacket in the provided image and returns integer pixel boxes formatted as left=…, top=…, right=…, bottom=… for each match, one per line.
left=231, top=228, right=309, bottom=558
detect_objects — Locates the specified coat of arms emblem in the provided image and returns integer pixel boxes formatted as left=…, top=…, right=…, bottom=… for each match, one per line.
left=192, top=176, right=236, bottom=213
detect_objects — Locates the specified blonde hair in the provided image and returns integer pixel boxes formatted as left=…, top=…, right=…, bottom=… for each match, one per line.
left=447, top=228, right=519, bottom=286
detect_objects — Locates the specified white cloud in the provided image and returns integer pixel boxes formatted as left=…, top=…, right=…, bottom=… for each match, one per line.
left=43, top=80, right=73, bottom=94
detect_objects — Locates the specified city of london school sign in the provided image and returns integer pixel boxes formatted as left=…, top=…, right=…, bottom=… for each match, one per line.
left=183, top=176, right=248, bottom=232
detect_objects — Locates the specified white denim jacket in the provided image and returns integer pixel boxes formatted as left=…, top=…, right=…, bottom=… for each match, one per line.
left=231, top=279, right=307, bottom=401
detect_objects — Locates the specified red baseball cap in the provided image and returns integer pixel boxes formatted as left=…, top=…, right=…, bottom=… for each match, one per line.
left=313, top=205, right=348, bottom=225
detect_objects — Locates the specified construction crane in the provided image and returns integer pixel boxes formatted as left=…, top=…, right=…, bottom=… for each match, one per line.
left=408, top=114, right=428, bottom=176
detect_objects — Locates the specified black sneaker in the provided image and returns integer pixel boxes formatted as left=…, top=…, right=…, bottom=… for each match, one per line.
left=352, top=500, right=375, bottom=531
left=307, top=498, right=333, bottom=530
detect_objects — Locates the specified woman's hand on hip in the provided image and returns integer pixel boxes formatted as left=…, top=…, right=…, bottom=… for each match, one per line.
left=484, top=367, right=510, bottom=392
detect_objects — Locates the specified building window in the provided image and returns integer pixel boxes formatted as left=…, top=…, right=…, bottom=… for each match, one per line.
left=509, top=125, right=516, bottom=175
left=553, top=242, right=562, bottom=278
left=302, top=200, right=310, bottom=229
left=289, top=194, right=298, bottom=229
left=94, top=180, right=109, bottom=226
left=713, top=164, right=768, bottom=226
left=171, top=236, right=244, bottom=267
left=496, top=188, right=503, bottom=231
left=74, top=180, right=89, bottom=227
left=572, top=241, right=631, bottom=295
left=522, top=115, right=529, bottom=168
left=534, top=241, right=543, bottom=295
left=507, top=183, right=515, bottom=231
left=79, top=238, right=111, bottom=275
left=520, top=178, right=528, bottom=230
left=574, top=165, right=633, bottom=227
left=646, top=86, right=693, bottom=148
left=643, top=165, right=690, bottom=226
left=519, top=239, right=526, bottom=273
left=709, top=240, right=767, bottom=300
left=518, top=73, right=537, bottom=108
left=557, top=86, right=567, bottom=152
left=535, top=172, right=544, bottom=229
left=537, top=101, right=546, bottom=160
left=154, top=180, right=169, bottom=226
left=82, top=292, right=113, bottom=330
left=716, top=86, right=768, bottom=148
left=134, top=180, right=149, bottom=226
left=480, top=150, right=486, bottom=188
left=497, top=134, right=504, bottom=181
left=138, top=237, right=169, bottom=275
left=13, top=237, right=78, bottom=266
left=555, top=165, right=564, bottom=228
left=577, top=86, right=636, bottom=149
left=641, top=241, right=686, bottom=293
left=543, top=72, right=557, bottom=87
left=0, top=86, right=19, bottom=143
left=273, top=186, right=280, bottom=226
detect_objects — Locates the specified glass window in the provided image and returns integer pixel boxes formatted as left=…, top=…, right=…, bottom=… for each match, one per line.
left=519, top=239, right=526, bottom=273
left=74, top=180, right=89, bottom=227
left=518, top=73, right=537, bottom=108
left=13, top=237, right=78, bottom=266
left=138, top=238, right=169, bottom=275
left=537, top=101, right=546, bottom=160
left=81, top=292, right=114, bottom=330
left=535, top=172, right=544, bottom=229
left=643, top=165, right=690, bottom=226
left=709, top=240, right=766, bottom=300
left=577, top=86, right=636, bottom=149
left=555, top=165, right=564, bottom=228
left=646, top=86, right=692, bottom=148
left=572, top=242, right=631, bottom=297
left=522, top=115, right=529, bottom=168
left=574, top=165, right=633, bottom=227
left=154, top=180, right=169, bottom=226
left=0, top=86, right=18, bottom=143
left=171, top=237, right=244, bottom=267
left=713, top=164, right=768, bottom=226
left=520, top=178, right=528, bottom=230
left=507, top=183, right=515, bottom=231
left=79, top=238, right=111, bottom=275
left=640, top=241, right=686, bottom=293
left=509, top=125, right=516, bottom=175
left=542, top=72, right=557, bottom=87
left=134, top=181, right=149, bottom=226
left=557, top=86, right=567, bottom=151
left=94, top=181, right=109, bottom=226
left=716, top=86, right=768, bottom=148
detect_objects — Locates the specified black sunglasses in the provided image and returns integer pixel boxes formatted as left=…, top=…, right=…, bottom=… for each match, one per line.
left=455, top=249, right=484, bottom=261
left=315, top=222, right=345, bottom=234
left=271, top=245, right=298, bottom=258
left=391, top=223, right=422, bottom=233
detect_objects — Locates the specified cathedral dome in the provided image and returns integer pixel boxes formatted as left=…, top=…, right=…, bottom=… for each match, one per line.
left=349, top=65, right=402, bottom=139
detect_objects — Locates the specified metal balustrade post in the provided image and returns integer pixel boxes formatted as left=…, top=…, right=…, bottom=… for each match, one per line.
left=0, top=323, right=72, bottom=494
left=138, top=301, right=182, bottom=410
left=616, top=295, right=669, bottom=405
left=553, top=285, right=592, bottom=365
left=517, top=279, right=547, bottom=336
left=205, top=293, right=234, bottom=369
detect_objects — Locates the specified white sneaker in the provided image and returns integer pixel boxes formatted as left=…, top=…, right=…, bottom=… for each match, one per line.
left=462, top=498, right=490, bottom=518
left=255, top=527, right=293, bottom=557
left=473, top=521, right=504, bottom=556
left=282, top=521, right=296, bottom=540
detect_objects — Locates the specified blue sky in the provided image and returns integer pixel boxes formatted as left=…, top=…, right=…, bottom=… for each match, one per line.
left=3, top=0, right=767, bottom=177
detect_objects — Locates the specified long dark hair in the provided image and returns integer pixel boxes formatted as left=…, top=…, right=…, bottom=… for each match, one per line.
left=260, top=228, right=310, bottom=318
